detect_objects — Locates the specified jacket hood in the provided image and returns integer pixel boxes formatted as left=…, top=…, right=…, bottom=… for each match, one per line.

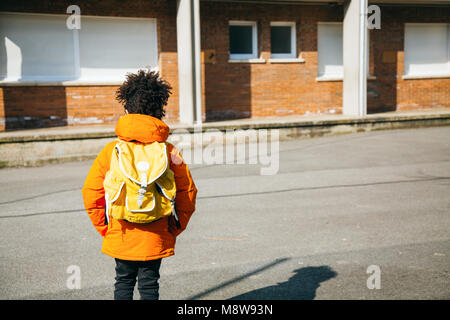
left=115, top=114, right=170, bottom=143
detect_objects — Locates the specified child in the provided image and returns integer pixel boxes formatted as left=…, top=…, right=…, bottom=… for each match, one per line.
left=82, top=70, right=197, bottom=300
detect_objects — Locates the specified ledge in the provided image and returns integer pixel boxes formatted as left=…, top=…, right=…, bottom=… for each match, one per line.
left=315, top=75, right=377, bottom=82
left=0, top=80, right=124, bottom=87
left=268, top=58, right=305, bottom=64
left=2, top=110, right=450, bottom=144
left=402, top=74, right=450, bottom=80
left=2, top=110, right=450, bottom=167
left=228, top=58, right=266, bottom=64
left=315, top=76, right=343, bottom=82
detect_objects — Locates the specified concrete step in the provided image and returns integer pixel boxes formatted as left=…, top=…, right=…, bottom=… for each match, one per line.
left=1, top=109, right=449, bottom=168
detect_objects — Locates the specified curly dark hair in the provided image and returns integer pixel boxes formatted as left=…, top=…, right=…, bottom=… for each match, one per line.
left=116, top=70, right=172, bottom=119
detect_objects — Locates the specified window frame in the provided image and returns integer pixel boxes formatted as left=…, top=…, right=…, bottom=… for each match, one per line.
left=403, top=23, right=450, bottom=79
left=229, top=20, right=258, bottom=61
left=270, top=21, right=297, bottom=59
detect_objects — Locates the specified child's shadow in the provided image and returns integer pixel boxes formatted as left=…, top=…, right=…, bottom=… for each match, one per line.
left=229, top=266, right=337, bottom=300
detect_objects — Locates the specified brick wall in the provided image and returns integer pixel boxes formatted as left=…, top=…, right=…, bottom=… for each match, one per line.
left=368, top=5, right=450, bottom=113
left=200, top=2, right=344, bottom=121
left=0, top=0, right=179, bottom=131
left=0, top=1, right=449, bottom=131
left=201, top=2, right=450, bottom=121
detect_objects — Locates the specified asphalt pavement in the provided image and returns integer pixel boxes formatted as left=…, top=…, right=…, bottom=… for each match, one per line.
left=0, top=126, right=449, bottom=300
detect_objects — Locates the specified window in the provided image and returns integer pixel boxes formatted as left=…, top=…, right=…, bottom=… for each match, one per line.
left=0, top=13, right=77, bottom=81
left=317, top=22, right=343, bottom=79
left=317, top=22, right=372, bottom=80
left=229, top=21, right=258, bottom=60
left=270, top=22, right=296, bottom=59
left=79, top=16, right=158, bottom=81
left=404, top=23, right=450, bottom=78
left=0, top=12, right=158, bottom=83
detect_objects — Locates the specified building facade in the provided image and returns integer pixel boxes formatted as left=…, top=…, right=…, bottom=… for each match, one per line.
left=0, top=0, right=449, bottom=131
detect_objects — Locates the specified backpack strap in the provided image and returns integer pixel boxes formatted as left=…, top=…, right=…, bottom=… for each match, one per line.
left=171, top=201, right=181, bottom=230
left=155, top=182, right=181, bottom=229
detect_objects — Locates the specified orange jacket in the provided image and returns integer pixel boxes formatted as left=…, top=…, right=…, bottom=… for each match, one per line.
left=81, top=114, right=197, bottom=261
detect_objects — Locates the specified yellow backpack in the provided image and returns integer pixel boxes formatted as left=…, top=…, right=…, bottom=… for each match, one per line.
left=103, top=139, right=180, bottom=227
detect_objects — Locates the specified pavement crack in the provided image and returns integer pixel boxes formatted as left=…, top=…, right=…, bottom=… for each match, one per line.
left=198, top=176, right=450, bottom=200
left=0, top=187, right=81, bottom=206
left=0, top=208, right=85, bottom=219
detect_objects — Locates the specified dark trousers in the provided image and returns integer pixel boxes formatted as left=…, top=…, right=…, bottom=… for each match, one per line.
left=114, top=258, right=162, bottom=300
